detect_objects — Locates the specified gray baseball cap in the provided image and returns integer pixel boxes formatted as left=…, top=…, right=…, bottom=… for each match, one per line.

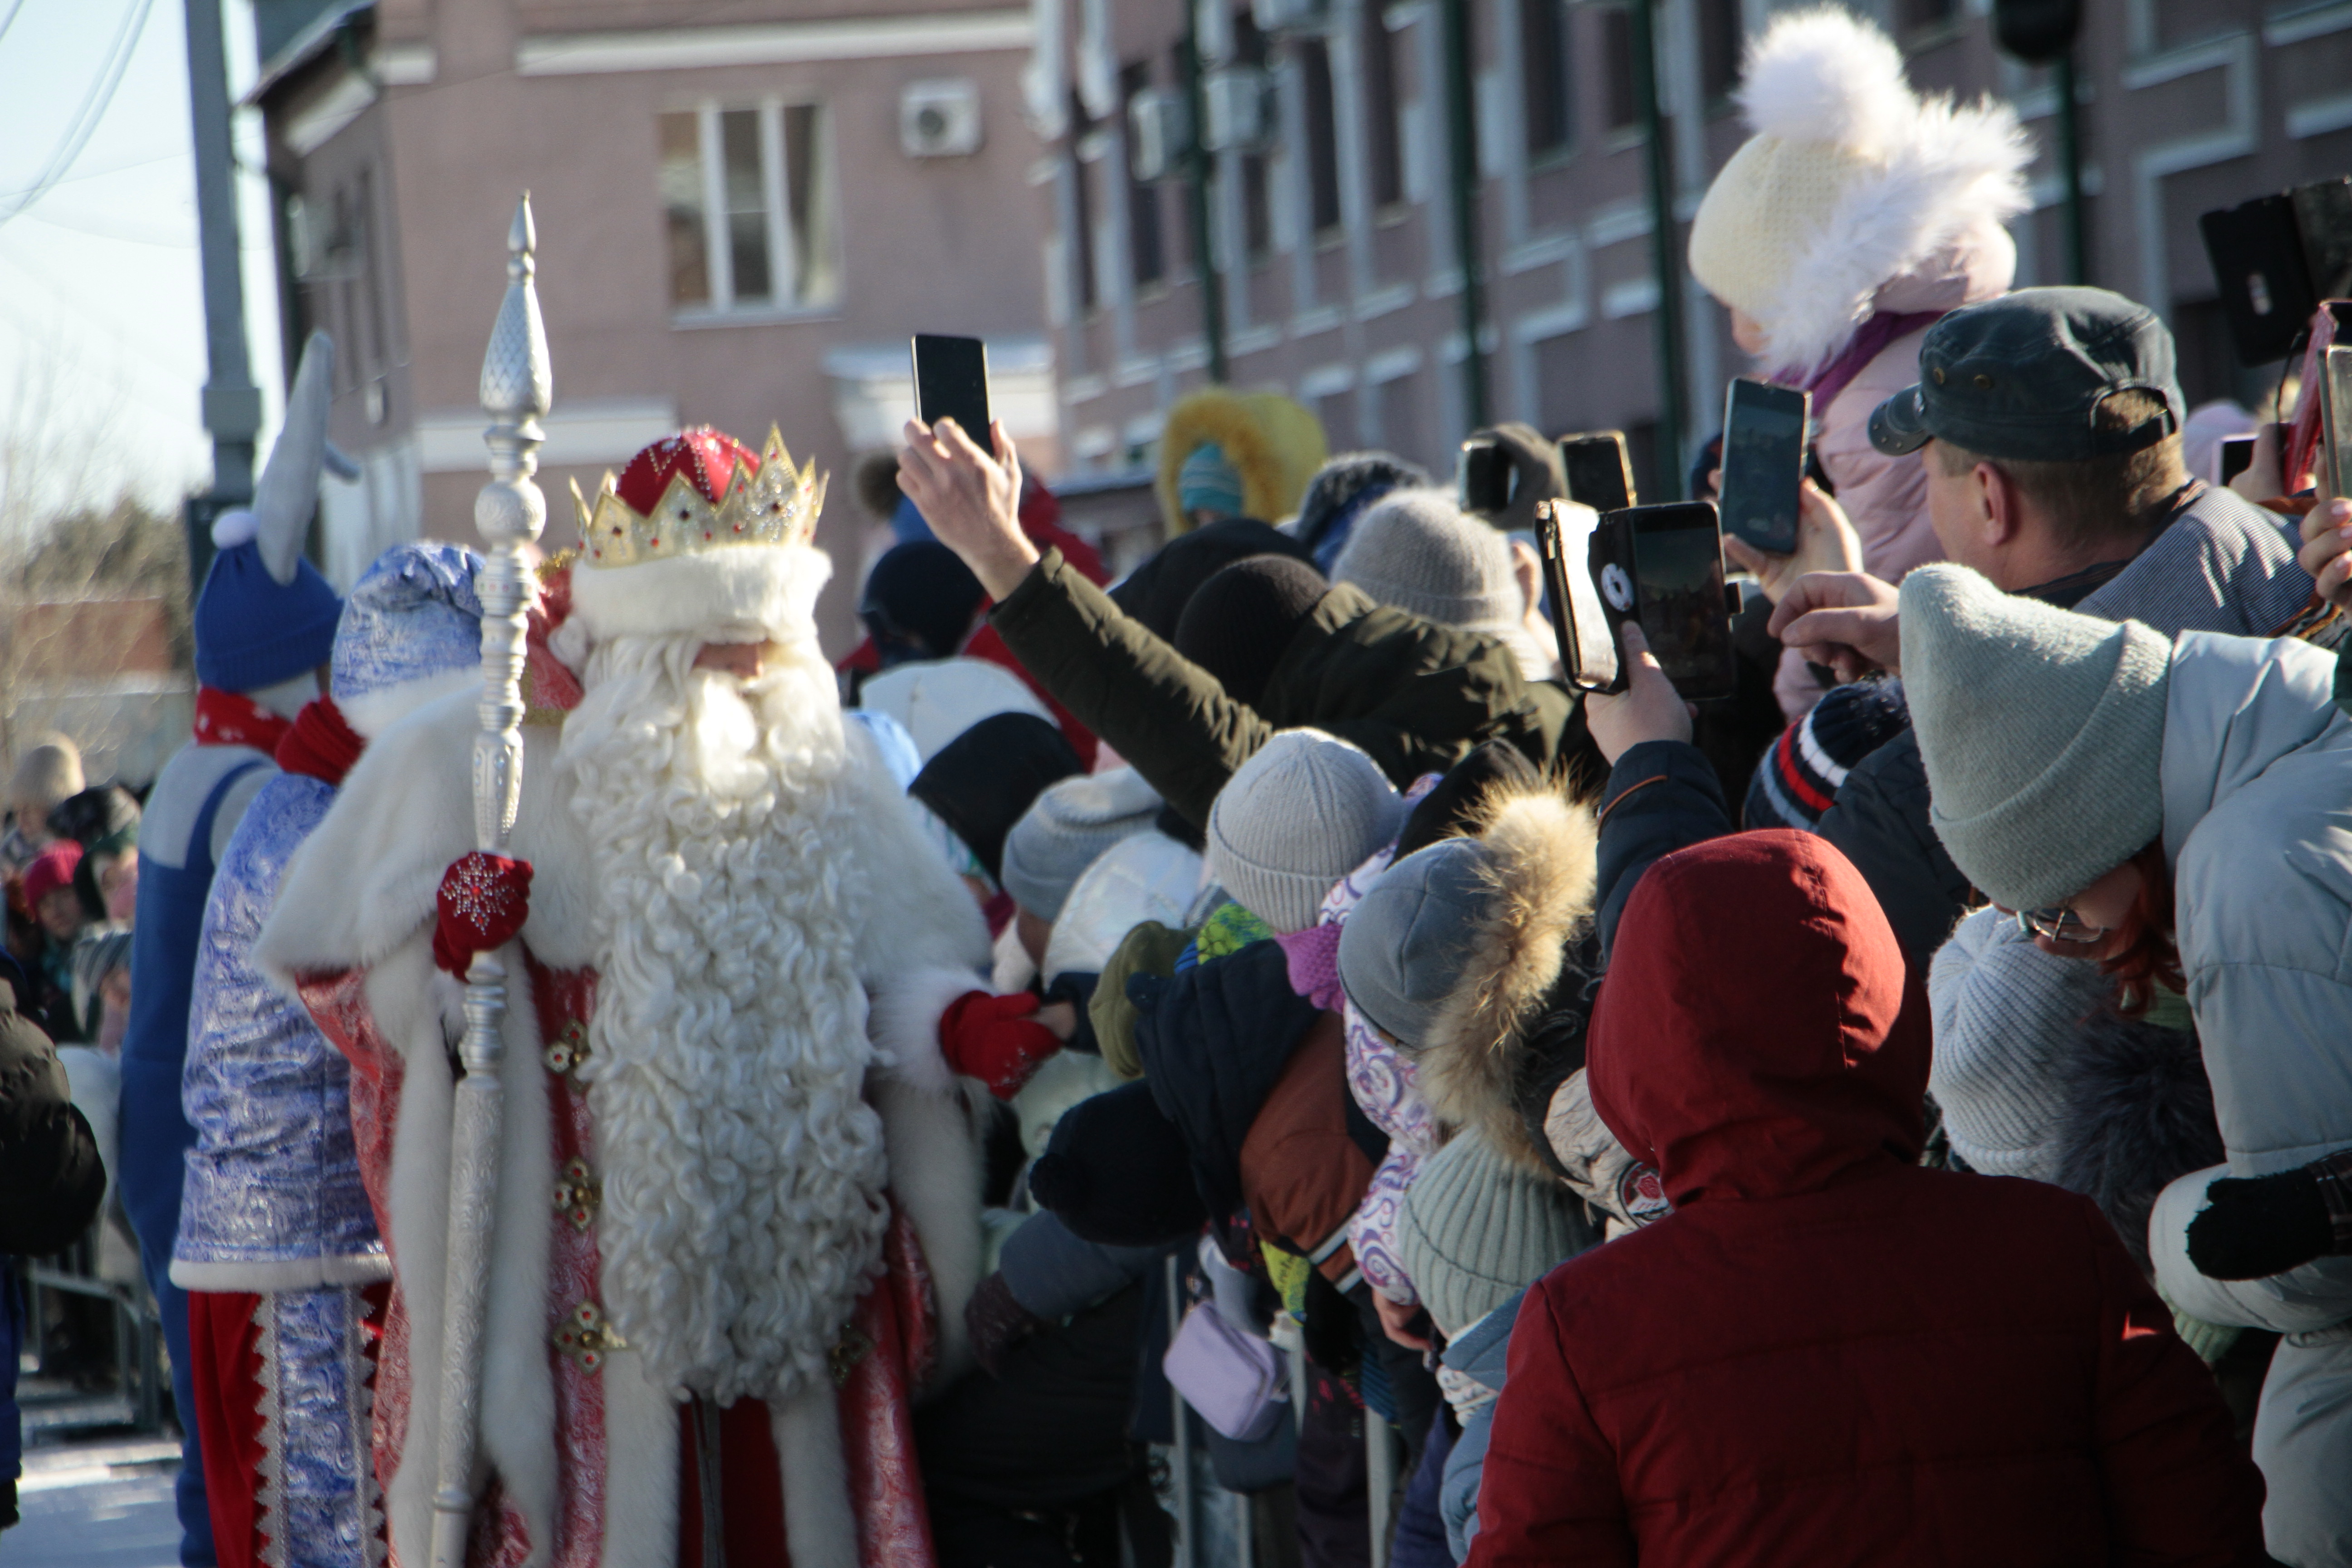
left=1868, top=287, right=2183, bottom=464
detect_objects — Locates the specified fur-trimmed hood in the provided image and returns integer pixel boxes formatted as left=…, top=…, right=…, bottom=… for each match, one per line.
left=1408, top=783, right=1600, bottom=1174
left=1687, top=5, right=2029, bottom=379
left=1154, top=387, right=1328, bottom=534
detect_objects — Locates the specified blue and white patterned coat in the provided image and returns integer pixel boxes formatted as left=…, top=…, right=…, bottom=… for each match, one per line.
left=172, top=770, right=387, bottom=1289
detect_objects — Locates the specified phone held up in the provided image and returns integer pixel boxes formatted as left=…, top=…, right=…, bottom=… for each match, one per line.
left=1717, top=377, right=1811, bottom=557
left=911, top=334, right=993, bottom=447
left=1536, top=488, right=1738, bottom=704
left=1559, top=431, right=1637, bottom=514
left=1457, top=436, right=1514, bottom=516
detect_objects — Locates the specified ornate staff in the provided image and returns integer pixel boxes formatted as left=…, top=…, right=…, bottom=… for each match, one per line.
left=431, top=194, right=551, bottom=1568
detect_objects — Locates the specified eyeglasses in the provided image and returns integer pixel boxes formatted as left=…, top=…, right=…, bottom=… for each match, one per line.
left=2016, top=906, right=2107, bottom=944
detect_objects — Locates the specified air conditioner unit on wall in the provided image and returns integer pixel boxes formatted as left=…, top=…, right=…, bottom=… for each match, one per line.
left=1252, top=0, right=1330, bottom=34
left=1129, top=88, right=1192, bottom=182
left=902, top=79, right=984, bottom=158
left=1200, top=67, right=1272, bottom=154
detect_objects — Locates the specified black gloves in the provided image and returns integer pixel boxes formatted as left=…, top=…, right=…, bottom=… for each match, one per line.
left=2187, top=1150, right=2352, bottom=1281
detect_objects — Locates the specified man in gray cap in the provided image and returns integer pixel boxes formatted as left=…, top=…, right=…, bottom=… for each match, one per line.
left=1758, top=286, right=2311, bottom=957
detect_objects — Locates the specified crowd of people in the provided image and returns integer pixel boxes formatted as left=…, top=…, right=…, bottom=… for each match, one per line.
left=7, top=6, right=2352, bottom=1567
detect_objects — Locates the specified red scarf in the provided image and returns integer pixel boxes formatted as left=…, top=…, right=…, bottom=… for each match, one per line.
left=274, top=696, right=366, bottom=786
left=193, top=686, right=296, bottom=753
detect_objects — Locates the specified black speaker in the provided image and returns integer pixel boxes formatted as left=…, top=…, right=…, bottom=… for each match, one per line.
left=1993, top=0, right=2082, bottom=63
left=2200, top=178, right=2352, bottom=366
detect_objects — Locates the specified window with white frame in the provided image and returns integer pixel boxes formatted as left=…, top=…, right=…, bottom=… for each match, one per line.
left=658, top=102, right=840, bottom=315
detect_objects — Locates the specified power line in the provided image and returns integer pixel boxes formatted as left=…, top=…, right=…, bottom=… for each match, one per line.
left=0, top=0, right=160, bottom=231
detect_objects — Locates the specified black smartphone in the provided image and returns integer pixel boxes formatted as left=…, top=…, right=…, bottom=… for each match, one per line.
left=2200, top=179, right=2352, bottom=367
left=1559, top=432, right=1637, bottom=513
left=1718, top=377, right=1811, bottom=556
left=1534, top=499, right=1618, bottom=691
left=911, top=334, right=992, bottom=443
left=1612, top=501, right=1738, bottom=702
left=1458, top=437, right=1512, bottom=515
left=2219, top=434, right=2257, bottom=485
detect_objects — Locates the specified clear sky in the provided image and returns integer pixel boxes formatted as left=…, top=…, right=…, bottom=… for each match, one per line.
left=0, top=0, right=285, bottom=540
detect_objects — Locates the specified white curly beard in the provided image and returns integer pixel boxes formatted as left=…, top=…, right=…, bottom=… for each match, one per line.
left=557, top=630, right=888, bottom=1406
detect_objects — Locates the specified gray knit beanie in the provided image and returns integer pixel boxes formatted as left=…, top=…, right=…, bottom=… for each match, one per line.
left=1206, top=730, right=1406, bottom=933
left=1333, top=488, right=1519, bottom=631
left=1396, top=1130, right=1589, bottom=1338
left=1000, top=768, right=1163, bottom=922
left=1899, top=564, right=2172, bottom=911
left=1336, top=837, right=1492, bottom=1048
left=9, top=738, right=83, bottom=813
left=1926, top=905, right=2115, bottom=1183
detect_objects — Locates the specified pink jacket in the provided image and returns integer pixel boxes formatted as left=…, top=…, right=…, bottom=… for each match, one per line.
left=1773, top=220, right=2014, bottom=718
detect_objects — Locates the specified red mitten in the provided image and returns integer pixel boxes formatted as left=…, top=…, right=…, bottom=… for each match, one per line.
left=939, top=990, right=1062, bottom=1099
left=433, top=853, right=534, bottom=976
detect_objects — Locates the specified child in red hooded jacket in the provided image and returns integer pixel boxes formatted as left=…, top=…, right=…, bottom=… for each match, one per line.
left=1467, top=831, right=2266, bottom=1568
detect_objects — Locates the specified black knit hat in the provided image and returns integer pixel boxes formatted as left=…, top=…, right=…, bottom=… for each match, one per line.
left=1743, top=677, right=1910, bottom=831
left=1293, top=451, right=1431, bottom=558
left=909, top=711, right=1083, bottom=882
left=1394, top=739, right=1542, bottom=861
left=1110, top=518, right=1314, bottom=641
left=1172, top=555, right=1330, bottom=710
left=1029, top=1081, right=1208, bottom=1246
left=858, top=540, right=985, bottom=664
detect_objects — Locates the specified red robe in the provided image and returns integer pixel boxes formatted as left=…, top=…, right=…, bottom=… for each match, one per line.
left=299, top=954, right=941, bottom=1568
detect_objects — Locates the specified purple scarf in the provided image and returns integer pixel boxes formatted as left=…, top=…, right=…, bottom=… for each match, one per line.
left=1785, top=309, right=1948, bottom=412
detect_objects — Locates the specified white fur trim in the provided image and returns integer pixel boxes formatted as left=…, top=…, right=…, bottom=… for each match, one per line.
left=338, top=667, right=481, bottom=742
left=1753, top=105, right=2029, bottom=378
left=870, top=1058, right=990, bottom=1392
left=839, top=724, right=993, bottom=982
left=774, top=1388, right=859, bottom=1568
left=168, top=1254, right=392, bottom=1291
left=867, top=966, right=985, bottom=1096
left=367, top=939, right=560, bottom=1568
left=260, top=686, right=603, bottom=987
left=477, top=950, right=558, bottom=1567
left=599, top=1353, right=682, bottom=1568
left=567, top=544, right=830, bottom=645
left=1695, top=6, right=2030, bottom=379
left=376, top=945, right=456, bottom=1568
left=212, top=508, right=260, bottom=548
left=1735, top=6, right=1909, bottom=153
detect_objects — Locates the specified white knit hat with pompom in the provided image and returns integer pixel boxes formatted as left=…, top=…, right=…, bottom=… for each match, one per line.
left=1687, top=6, right=2030, bottom=379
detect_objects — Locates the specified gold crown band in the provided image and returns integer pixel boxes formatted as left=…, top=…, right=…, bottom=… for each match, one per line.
left=573, top=426, right=826, bottom=568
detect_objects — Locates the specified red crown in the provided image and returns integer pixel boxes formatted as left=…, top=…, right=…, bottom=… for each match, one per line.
left=614, top=428, right=755, bottom=516
left=572, top=425, right=824, bottom=568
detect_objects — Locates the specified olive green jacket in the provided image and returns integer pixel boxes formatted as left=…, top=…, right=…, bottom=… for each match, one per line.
left=990, top=549, right=1586, bottom=828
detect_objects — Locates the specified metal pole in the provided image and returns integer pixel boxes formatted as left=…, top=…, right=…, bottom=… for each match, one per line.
left=1630, top=0, right=1686, bottom=499
left=1440, top=0, right=1489, bottom=431
left=182, top=0, right=261, bottom=591
left=1366, top=1411, right=1395, bottom=1568
left=428, top=196, right=549, bottom=1568
left=1179, top=15, right=1228, bottom=384
left=2055, top=49, right=2087, bottom=284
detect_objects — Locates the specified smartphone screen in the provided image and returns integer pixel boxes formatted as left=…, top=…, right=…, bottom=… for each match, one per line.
left=1718, top=378, right=1810, bottom=556
left=1535, top=500, right=1617, bottom=691
left=1627, top=502, right=1736, bottom=701
left=1459, top=438, right=1513, bottom=514
left=1559, top=433, right=1635, bottom=513
left=2218, top=435, right=2256, bottom=485
left=911, top=334, right=992, bottom=443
